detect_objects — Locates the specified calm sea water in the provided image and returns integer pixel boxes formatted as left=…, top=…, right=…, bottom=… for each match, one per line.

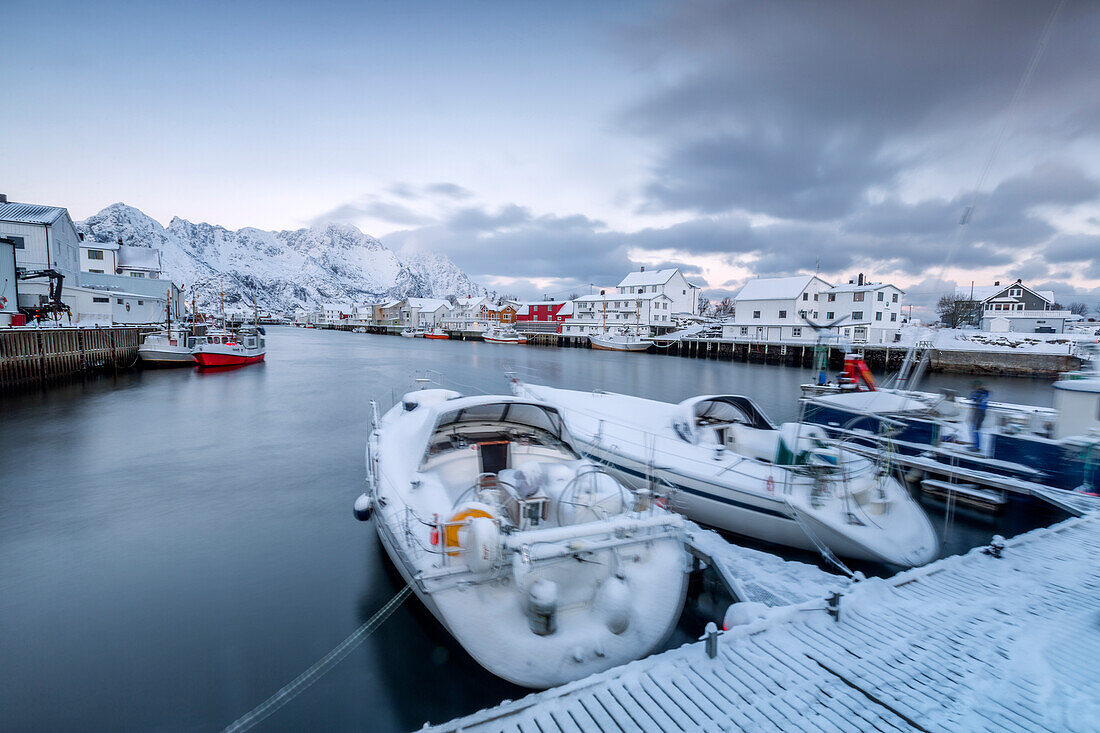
left=0, top=327, right=1067, bottom=731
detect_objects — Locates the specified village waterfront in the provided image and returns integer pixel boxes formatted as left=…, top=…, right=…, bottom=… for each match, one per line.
left=0, top=326, right=1069, bottom=731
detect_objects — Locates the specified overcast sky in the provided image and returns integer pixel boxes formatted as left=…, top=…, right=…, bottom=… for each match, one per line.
left=5, top=0, right=1100, bottom=312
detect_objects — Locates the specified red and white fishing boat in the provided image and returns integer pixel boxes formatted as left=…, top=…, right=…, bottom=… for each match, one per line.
left=424, top=327, right=450, bottom=340
left=193, top=325, right=266, bottom=367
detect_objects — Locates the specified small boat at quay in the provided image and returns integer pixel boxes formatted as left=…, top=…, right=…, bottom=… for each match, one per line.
left=193, top=325, right=266, bottom=367
left=355, top=389, right=689, bottom=688
left=482, top=325, right=526, bottom=344
left=138, top=327, right=198, bottom=367
left=800, top=354, right=1100, bottom=493
left=400, top=327, right=426, bottom=338
left=424, top=327, right=450, bottom=340
left=589, top=328, right=652, bottom=352
left=516, top=382, right=938, bottom=568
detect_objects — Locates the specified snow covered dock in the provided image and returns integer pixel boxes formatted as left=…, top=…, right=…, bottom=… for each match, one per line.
left=424, top=512, right=1100, bottom=732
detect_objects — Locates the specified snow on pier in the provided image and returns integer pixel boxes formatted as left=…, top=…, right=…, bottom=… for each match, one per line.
left=685, top=523, right=848, bottom=606
left=425, top=512, right=1100, bottom=732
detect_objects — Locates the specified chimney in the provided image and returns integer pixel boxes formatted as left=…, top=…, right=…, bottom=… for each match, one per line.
left=858, top=273, right=864, bottom=286
left=994, top=281, right=1000, bottom=286
left=78, top=232, right=85, bottom=241
left=117, top=237, right=123, bottom=246
left=0, top=193, right=7, bottom=204
left=640, top=266, right=645, bottom=272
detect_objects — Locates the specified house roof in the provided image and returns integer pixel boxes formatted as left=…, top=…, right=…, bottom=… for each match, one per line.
left=405, top=297, right=453, bottom=312
left=575, top=292, right=672, bottom=302
left=826, top=282, right=904, bottom=294
left=321, top=302, right=353, bottom=311
left=81, top=240, right=120, bottom=251
left=618, top=268, right=679, bottom=288
left=0, top=201, right=68, bottom=225
left=117, top=244, right=161, bottom=271
left=960, top=282, right=1055, bottom=305
left=735, top=275, right=826, bottom=301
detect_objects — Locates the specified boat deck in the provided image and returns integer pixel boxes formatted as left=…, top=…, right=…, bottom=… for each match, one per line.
left=425, top=511, right=1100, bottom=732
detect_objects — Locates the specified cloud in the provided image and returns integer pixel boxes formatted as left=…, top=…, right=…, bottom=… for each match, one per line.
left=424, top=182, right=473, bottom=200
left=618, top=0, right=1100, bottom=226
left=310, top=199, right=433, bottom=227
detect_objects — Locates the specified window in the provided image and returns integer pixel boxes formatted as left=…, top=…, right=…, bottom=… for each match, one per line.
left=682, top=289, right=686, bottom=295
left=875, top=312, right=882, bottom=321
left=852, top=311, right=863, bottom=320
left=3, top=235, right=25, bottom=249
left=892, top=293, right=898, bottom=303
left=890, top=313, right=897, bottom=322
left=138, top=300, right=144, bottom=305
left=740, top=327, right=749, bottom=335
left=802, top=293, right=809, bottom=301
left=116, top=299, right=124, bottom=305
left=853, top=292, right=864, bottom=302
left=828, top=293, right=836, bottom=302
left=130, top=271, right=145, bottom=278
left=1010, top=288, right=1022, bottom=297
left=792, top=327, right=802, bottom=337
left=753, top=310, right=761, bottom=319
left=92, top=297, right=109, bottom=303
left=877, top=291, right=884, bottom=301
left=87, top=249, right=104, bottom=260
left=89, top=269, right=104, bottom=274
left=826, top=311, right=834, bottom=320
left=778, top=310, right=787, bottom=319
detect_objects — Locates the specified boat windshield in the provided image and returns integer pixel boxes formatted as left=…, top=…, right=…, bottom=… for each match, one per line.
left=425, top=402, right=575, bottom=462
left=692, top=396, right=774, bottom=431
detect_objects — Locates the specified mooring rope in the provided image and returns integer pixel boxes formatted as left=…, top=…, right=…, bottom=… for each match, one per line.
left=222, top=583, right=412, bottom=733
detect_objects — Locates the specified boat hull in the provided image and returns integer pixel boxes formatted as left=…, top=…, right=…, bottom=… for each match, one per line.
left=589, top=337, right=651, bottom=351
left=138, top=349, right=196, bottom=367
left=483, top=337, right=525, bottom=344
left=194, top=352, right=265, bottom=367
left=424, top=334, right=450, bottom=340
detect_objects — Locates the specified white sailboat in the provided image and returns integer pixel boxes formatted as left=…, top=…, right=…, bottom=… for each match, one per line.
left=515, top=382, right=938, bottom=568
left=355, top=389, right=689, bottom=688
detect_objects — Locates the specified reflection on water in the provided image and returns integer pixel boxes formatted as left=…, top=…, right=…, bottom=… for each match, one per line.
left=0, top=327, right=1068, bottom=731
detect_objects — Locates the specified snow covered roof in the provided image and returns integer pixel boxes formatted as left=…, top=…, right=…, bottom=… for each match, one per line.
left=574, top=292, right=671, bottom=302
left=618, top=268, right=680, bottom=288
left=826, top=282, right=903, bottom=294
left=959, top=283, right=1055, bottom=305
left=405, top=297, right=453, bottom=312
left=0, top=201, right=68, bottom=225
left=321, top=302, right=353, bottom=311
left=117, top=244, right=161, bottom=271
left=735, top=275, right=826, bottom=301
left=81, top=240, right=120, bottom=250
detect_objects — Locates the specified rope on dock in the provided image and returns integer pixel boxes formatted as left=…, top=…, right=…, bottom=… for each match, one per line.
left=222, top=583, right=412, bottom=733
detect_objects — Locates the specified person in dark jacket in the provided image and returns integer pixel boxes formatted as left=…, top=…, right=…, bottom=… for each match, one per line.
left=968, top=380, right=990, bottom=450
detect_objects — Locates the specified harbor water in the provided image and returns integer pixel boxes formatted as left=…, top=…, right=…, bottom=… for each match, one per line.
left=0, top=327, right=1068, bottom=731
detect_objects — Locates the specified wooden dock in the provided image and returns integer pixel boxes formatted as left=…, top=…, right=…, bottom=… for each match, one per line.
left=425, top=511, right=1100, bottom=732
left=0, top=327, right=154, bottom=389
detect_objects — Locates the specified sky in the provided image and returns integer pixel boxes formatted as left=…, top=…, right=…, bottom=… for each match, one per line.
left=4, top=0, right=1100, bottom=314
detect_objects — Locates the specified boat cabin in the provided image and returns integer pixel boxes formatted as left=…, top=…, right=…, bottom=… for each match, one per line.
left=676, top=395, right=835, bottom=467
left=406, top=395, right=629, bottom=533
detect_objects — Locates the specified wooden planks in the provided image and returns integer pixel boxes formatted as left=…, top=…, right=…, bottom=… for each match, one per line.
left=427, top=512, right=1100, bottom=733
left=0, top=327, right=154, bottom=389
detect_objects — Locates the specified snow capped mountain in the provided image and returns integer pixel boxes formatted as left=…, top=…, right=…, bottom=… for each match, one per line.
left=77, top=204, right=486, bottom=312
